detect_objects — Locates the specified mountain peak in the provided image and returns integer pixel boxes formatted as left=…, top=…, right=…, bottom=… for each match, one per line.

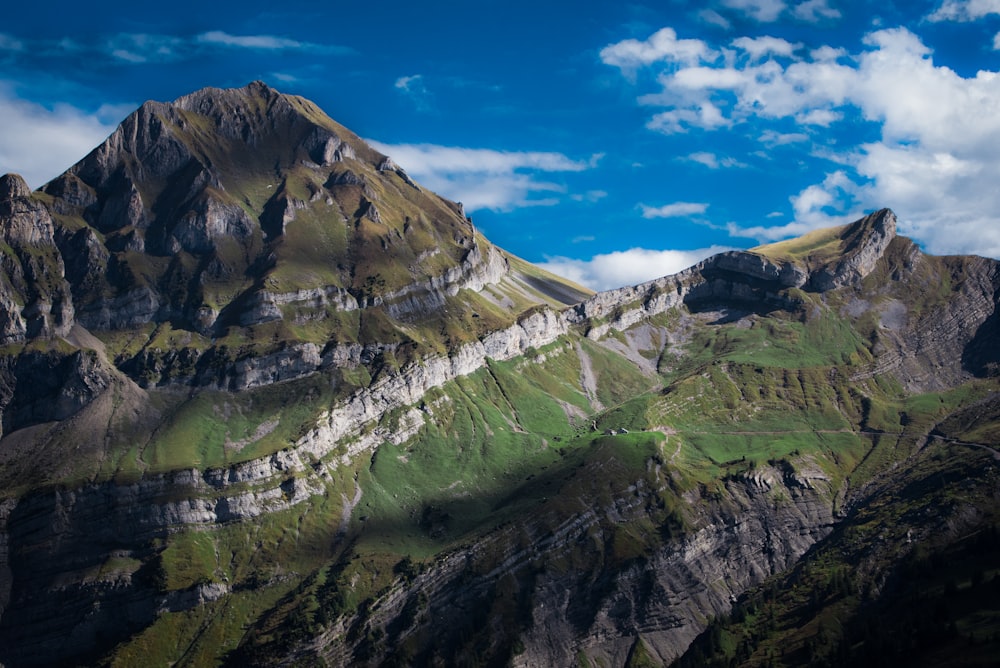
left=0, top=173, right=30, bottom=201
left=171, top=80, right=292, bottom=123
left=8, top=82, right=586, bottom=386
left=749, top=208, right=897, bottom=290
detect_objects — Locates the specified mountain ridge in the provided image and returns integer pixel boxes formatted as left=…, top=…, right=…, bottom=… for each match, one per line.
left=0, top=82, right=998, bottom=667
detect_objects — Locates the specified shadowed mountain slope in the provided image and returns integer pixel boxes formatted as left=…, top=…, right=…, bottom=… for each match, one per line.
left=0, top=84, right=998, bottom=668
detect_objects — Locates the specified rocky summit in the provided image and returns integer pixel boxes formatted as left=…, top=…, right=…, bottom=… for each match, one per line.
left=0, top=83, right=998, bottom=667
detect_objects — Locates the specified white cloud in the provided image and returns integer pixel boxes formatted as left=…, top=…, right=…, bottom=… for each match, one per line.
left=994, top=32, right=1000, bottom=50
left=640, top=201, right=709, bottom=218
left=0, top=85, right=121, bottom=188
left=726, top=171, right=861, bottom=241
left=3, top=30, right=349, bottom=65
left=928, top=0, right=1000, bottom=21
left=603, top=24, right=1000, bottom=258
left=537, top=246, right=731, bottom=291
left=646, top=102, right=731, bottom=133
left=759, top=129, right=809, bottom=145
left=686, top=151, right=746, bottom=168
left=732, top=36, right=801, bottom=61
left=196, top=31, right=312, bottom=50
left=106, top=33, right=185, bottom=63
left=688, top=151, right=721, bottom=168
left=723, top=0, right=788, bottom=22
left=395, top=75, right=422, bottom=91
left=792, top=0, right=841, bottom=22
left=394, top=74, right=432, bottom=111
left=600, top=27, right=717, bottom=73
left=796, top=108, right=841, bottom=125
left=699, top=9, right=733, bottom=30
left=367, top=141, right=597, bottom=211
left=570, top=189, right=608, bottom=203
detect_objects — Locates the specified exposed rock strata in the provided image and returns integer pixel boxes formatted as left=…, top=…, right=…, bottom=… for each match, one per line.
left=0, top=82, right=997, bottom=668
left=310, top=464, right=835, bottom=666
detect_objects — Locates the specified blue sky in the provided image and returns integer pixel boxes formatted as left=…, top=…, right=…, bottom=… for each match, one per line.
left=2, top=0, right=1000, bottom=289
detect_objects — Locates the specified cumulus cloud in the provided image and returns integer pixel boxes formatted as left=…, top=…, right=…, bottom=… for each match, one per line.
left=928, top=0, right=1000, bottom=22
left=639, top=201, right=709, bottom=218
left=732, top=36, right=801, bottom=60
left=367, top=141, right=598, bottom=211
left=536, top=246, right=731, bottom=291
left=0, top=85, right=122, bottom=188
left=602, top=24, right=1000, bottom=257
left=600, top=27, right=717, bottom=73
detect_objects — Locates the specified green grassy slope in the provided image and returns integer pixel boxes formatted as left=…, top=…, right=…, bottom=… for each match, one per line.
left=92, top=273, right=997, bottom=666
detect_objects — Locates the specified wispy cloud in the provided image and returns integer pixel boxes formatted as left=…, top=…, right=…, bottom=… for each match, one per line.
left=395, top=74, right=432, bottom=111
left=792, top=0, right=841, bottom=22
left=698, top=9, right=732, bottom=30
left=537, top=246, right=731, bottom=291
left=928, top=0, right=1000, bottom=22
left=640, top=201, right=709, bottom=218
left=723, top=0, right=788, bottom=23
left=686, top=151, right=747, bottom=168
left=106, top=33, right=185, bottom=63
left=1, top=29, right=350, bottom=66
left=571, top=190, right=608, bottom=203
left=368, top=140, right=599, bottom=211
left=0, top=84, right=123, bottom=188
left=198, top=30, right=311, bottom=50
left=719, top=0, right=839, bottom=23
left=0, top=33, right=25, bottom=52
left=759, top=130, right=809, bottom=146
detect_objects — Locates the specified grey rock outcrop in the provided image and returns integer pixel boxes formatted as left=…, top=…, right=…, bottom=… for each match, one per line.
left=0, top=173, right=75, bottom=342
left=0, top=349, right=112, bottom=437
left=570, top=210, right=899, bottom=339
left=311, top=463, right=835, bottom=666
left=811, top=208, right=897, bottom=290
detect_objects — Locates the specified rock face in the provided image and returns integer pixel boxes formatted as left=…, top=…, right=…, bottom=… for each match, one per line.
left=309, top=464, right=835, bottom=667
left=0, top=173, right=75, bottom=343
left=571, top=209, right=899, bottom=338
left=1, top=83, right=999, bottom=668
left=810, top=209, right=897, bottom=290
left=0, top=81, right=593, bottom=429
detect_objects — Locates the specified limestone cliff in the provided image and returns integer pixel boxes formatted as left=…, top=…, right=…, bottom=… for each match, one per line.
left=0, top=82, right=998, bottom=668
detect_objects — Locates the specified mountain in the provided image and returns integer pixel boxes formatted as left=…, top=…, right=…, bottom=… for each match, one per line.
left=0, top=83, right=998, bottom=667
